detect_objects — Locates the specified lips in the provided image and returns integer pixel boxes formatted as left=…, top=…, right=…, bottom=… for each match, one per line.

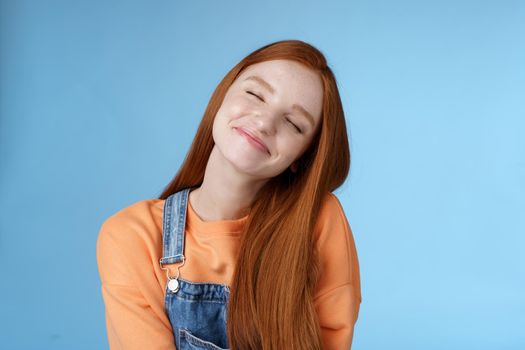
left=234, top=127, right=270, bottom=155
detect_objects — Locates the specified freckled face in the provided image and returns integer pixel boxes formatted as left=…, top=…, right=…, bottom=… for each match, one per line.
left=212, top=59, right=323, bottom=179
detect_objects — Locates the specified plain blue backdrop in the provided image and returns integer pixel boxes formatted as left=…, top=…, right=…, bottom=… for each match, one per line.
left=1, top=0, right=523, bottom=349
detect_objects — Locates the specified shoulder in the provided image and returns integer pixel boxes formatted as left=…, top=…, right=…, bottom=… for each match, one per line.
left=314, top=192, right=352, bottom=244
left=314, top=192, right=360, bottom=293
left=96, top=198, right=165, bottom=285
left=97, top=198, right=165, bottom=255
left=100, top=198, right=164, bottom=230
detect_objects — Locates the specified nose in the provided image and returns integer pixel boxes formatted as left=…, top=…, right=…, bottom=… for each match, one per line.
left=253, top=109, right=278, bottom=136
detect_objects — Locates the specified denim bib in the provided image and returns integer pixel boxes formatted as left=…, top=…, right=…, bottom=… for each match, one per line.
left=160, top=188, right=231, bottom=350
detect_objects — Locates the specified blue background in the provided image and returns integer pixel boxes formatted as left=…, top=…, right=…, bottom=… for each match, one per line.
left=1, top=0, right=523, bottom=349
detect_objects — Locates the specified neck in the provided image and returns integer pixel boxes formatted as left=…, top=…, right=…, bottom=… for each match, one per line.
left=189, top=146, right=268, bottom=221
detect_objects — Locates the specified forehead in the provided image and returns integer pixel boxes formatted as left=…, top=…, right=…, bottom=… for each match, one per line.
left=238, top=59, right=318, bottom=85
left=235, top=59, right=324, bottom=125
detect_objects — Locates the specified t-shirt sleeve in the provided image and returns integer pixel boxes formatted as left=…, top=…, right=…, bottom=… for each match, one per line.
left=96, top=216, right=177, bottom=350
left=313, top=193, right=362, bottom=350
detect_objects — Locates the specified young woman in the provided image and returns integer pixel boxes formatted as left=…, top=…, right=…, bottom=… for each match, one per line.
left=97, top=39, right=362, bottom=350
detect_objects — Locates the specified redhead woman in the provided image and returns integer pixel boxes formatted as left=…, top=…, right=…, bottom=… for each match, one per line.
left=97, top=39, right=362, bottom=350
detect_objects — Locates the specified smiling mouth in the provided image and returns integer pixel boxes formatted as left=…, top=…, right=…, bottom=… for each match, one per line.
left=234, top=127, right=270, bottom=155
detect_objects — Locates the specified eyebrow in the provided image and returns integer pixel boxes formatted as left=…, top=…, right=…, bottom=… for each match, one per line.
left=243, top=75, right=316, bottom=128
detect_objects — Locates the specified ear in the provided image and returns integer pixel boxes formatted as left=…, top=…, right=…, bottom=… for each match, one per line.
left=290, top=162, right=298, bottom=173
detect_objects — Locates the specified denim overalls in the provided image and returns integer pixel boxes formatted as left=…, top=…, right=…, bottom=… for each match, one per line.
left=159, top=188, right=231, bottom=350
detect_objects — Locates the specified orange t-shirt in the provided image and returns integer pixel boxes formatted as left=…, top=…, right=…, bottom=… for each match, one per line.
left=96, top=192, right=361, bottom=350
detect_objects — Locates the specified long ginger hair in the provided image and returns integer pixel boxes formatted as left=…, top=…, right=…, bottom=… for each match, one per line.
left=158, top=39, right=351, bottom=350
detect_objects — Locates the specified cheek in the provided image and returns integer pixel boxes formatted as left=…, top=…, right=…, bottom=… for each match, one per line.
left=220, top=95, right=252, bottom=119
left=213, top=107, right=238, bottom=138
left=275, top=138, right=301, bottom=161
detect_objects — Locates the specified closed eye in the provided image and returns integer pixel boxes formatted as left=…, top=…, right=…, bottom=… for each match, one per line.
left=246, top=90, right=264, bottom=102
left=286, top=117, right=302, bottom=134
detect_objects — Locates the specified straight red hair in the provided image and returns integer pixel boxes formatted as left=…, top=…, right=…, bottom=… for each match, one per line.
left=159, top=39, right=351, bottom=350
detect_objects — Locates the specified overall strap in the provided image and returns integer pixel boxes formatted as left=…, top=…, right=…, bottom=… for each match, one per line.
left=160, top=187, right=191, bottom=266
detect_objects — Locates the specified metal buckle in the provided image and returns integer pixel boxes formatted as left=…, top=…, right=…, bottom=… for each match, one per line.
left=159, top=256, right=186, bottom=293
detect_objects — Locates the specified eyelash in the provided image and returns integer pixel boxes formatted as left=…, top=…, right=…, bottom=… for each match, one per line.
left=245, top=90, right=303, bottom=134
